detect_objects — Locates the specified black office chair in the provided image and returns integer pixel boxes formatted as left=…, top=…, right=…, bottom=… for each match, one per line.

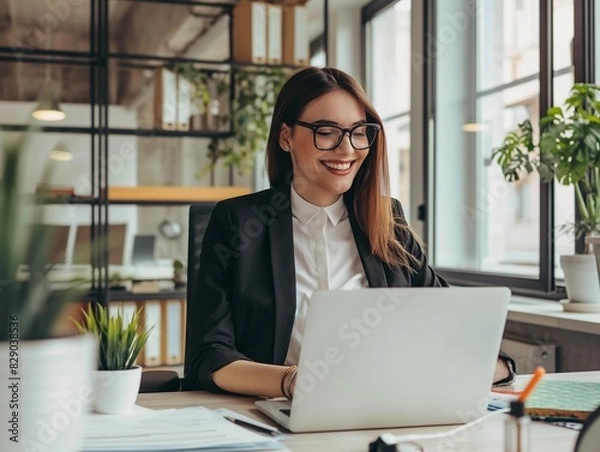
left=139, top=203, right=216, bottom=393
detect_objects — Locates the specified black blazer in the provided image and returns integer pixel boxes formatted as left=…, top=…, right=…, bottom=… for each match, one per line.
left=187, top=184, right=448, bottom=391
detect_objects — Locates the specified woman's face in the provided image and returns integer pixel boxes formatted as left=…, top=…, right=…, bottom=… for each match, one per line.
left=280, top=89, right=370, bottom=207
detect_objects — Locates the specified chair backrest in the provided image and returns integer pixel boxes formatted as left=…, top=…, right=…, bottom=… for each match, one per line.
left=183, top=203, right=216, bottom=388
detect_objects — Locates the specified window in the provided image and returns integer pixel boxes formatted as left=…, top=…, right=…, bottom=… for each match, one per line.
left=364, top=0, right=412, bottom=219
left=429, top=0, right=581, bottom=295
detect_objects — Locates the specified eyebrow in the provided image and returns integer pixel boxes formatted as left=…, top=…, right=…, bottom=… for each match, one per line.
left=308, top=119, right=367, bottom=126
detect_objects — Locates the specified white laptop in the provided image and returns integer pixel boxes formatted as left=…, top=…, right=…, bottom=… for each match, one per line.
left=255, top=287, right=511, bottom=432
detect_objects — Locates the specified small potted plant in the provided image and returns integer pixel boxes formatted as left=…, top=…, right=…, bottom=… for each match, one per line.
left=173, top=258, right=186, bottom=287
left=72, top=303, right=152, bottom=414
left=493, top=83, right=600, bottom=308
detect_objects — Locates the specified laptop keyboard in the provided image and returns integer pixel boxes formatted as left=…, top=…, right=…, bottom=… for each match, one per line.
left=279, top=409, right=291, bottom=417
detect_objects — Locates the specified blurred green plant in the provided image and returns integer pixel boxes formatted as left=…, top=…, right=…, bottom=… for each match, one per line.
left=492, top=83, right=600, bottom=248
left=0, top=132, right=83, bottom=341
left=72, top=303, right=152, bottom=370
left=203, top=66, right=290, bottom=179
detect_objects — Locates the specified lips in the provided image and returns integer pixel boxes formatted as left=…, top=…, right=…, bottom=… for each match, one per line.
left=321, top=160, right=355, bottom=171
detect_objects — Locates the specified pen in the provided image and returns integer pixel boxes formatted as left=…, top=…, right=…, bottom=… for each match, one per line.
left=224, top=416, right=280, bottom=436
left=518, top=366, right=546, bottom=403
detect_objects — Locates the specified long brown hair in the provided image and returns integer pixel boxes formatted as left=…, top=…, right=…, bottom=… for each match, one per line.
left=266, top=67, right=419, bottom=269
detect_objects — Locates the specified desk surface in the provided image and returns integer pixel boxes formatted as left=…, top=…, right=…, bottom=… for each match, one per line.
left=136, top=372, right=600, bottom=452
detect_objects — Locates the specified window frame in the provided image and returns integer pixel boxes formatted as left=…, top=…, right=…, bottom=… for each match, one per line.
left=431, top=0, right=595, bottom=298
left=362, top=0, right=596, bottom=298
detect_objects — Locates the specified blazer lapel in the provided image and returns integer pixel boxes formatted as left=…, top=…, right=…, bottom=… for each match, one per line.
left=269, top=185, right=297, bottom=363
left=345, top=194, right=388, bottom=288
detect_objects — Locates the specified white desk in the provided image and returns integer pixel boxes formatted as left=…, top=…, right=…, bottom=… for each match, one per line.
left=136, top=372, right=600, bottom=452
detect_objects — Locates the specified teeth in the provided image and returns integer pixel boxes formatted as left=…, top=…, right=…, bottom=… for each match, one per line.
left=323, top=161, right=352, bottom=170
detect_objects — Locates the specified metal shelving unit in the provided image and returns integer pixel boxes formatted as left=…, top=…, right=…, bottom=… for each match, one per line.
left=2, top=0, right=323, bottom=306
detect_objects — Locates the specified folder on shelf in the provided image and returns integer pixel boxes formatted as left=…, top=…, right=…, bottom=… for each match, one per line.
left=160, top=299, right=186, bottom=365
left=282, top=5, right=309, bottom=66
left=137, top=300, right=162, bottom=367
left=154, top=68, right=178, bottom=130
left=176, top=74, right=191, bottom=131
left=266, top=4, right=282, bottom=64
left=233, top=1, right=267, bottom=63
left=109, top=301, right=137, bottom=324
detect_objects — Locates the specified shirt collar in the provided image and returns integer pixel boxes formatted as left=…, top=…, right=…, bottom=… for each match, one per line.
left=290, top=184, right=347, bottom=226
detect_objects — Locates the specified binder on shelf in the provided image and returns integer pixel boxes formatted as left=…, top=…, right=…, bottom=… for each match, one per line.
left=233, top=1, right=267, bottom=64
left=266, top=4, right=282, bottom=64
left=282, top=4, right=309, bottom=66
left=160, top=299, right=186, bottom=365
left=153, top=68, right=178, bottom=130
left=176, top=74, right=191, bottom=131
left=137, top=300, right=162, bottom=367
left=108, top=301, right=137, bottom=324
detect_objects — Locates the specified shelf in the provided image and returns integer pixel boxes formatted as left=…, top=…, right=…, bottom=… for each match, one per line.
left=111, top=0, right=236, bottom=8
left=36, top=196, right=98, bottom=206
left=0, top=124, right=96, bottom=134
left=0, top=124, right=232, bottom=139
left=0, top=47, right=98, bottom=65
left=109, top=52, right=232, bottom=67
left=109, top=289, right=187, bottom=302
left=108, top=186, right=251, bottom=205
left=108, top=128, right=232, bottom=138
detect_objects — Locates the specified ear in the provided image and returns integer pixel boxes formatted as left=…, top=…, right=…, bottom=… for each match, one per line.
left=279, top=123, right=293, bottom=151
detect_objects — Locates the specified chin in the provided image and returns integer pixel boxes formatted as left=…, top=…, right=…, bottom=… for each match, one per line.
left=326, top=180, right=354, bottom=196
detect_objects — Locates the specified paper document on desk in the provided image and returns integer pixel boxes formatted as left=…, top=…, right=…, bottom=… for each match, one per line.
left=80, top=406, right=289, bottom=451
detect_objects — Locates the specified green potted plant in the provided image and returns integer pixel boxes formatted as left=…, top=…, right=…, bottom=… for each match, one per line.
left=72, top=303, right=152, bottom=414
left=492, top=83, right=600, bottom=307
left=0, top=132, right=96, bottom=450
left=173, top=258, right=186, bottom=287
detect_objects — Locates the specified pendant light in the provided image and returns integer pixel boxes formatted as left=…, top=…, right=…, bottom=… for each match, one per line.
left=49, top=142, right=73, bottom=161
left=32, top=27, right=66, bottom=122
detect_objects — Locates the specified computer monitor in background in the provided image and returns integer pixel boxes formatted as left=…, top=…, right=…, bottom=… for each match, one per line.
left=131, top=234, right=158, bottom=266
left=72, top=224, right=127, bottom=265
left=40, top=224, right=71, bottom=265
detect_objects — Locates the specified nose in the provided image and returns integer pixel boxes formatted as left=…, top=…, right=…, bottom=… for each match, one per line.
left=334, top=131, right=354, bottom=153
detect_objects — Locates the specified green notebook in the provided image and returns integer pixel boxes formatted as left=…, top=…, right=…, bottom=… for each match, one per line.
left=526, top=380, right=600, bottom=422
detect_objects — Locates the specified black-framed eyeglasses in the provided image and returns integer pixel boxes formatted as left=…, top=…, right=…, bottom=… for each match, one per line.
left=293, top=120, right=381, bottom=151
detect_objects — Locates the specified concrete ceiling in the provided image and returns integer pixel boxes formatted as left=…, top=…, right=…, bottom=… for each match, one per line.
left=0, top=0, right=327, bottom=106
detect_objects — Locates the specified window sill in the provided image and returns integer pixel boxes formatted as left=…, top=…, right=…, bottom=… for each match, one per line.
left=508, top=296, right=600, bottom=335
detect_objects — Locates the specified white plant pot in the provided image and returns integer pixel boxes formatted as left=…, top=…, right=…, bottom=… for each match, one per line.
left=560, top=254, right=600, bottom=304
left=93, top=366, right=142, bottom=415
left=0, top=334, right=97, bottom=452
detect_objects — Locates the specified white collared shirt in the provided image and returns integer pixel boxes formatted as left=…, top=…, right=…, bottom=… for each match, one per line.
left=284, top=185, right=369, bottom=365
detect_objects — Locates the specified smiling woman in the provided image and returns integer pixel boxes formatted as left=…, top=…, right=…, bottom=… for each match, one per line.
left=186, top=66, right=512, bottom=399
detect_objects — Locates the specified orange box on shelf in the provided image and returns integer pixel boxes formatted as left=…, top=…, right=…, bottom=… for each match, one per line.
left=176, top=75, right=192, bottom=131
left=266, top=3, right=283, bottom=64
left=137, top=300, right=162, bottom=367
left=153, top=68, right=178, bottom=130
left=282, top=4, right=309, bottom=66
left=233, top=1, right=268, bottom=63
left=160, top=299, right=186, bottom=365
